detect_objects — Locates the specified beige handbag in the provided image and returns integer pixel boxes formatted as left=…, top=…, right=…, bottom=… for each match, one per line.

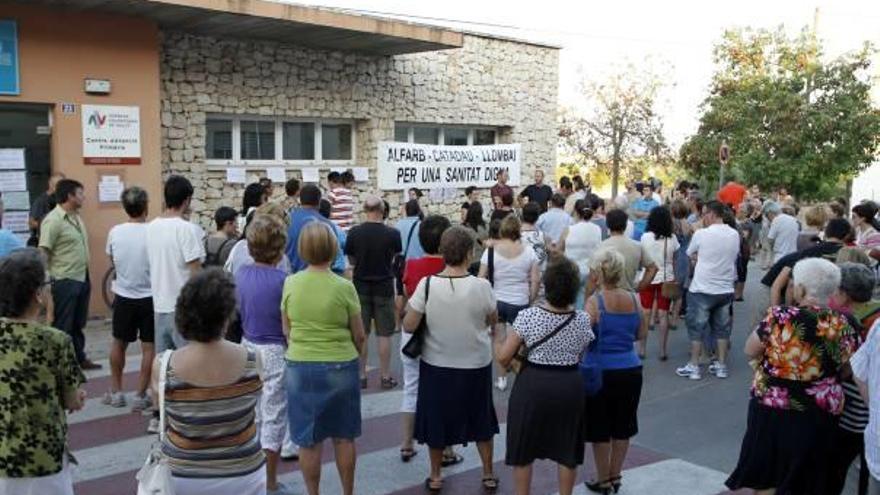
left=660, top=237, right=681, bottom=300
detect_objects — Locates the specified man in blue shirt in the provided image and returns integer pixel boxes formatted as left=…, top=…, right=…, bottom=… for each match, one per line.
left=631, top=182, right=659, bottom=241
left=0, top=198, right=24, bottom=258
left=286, top=184, right=346, bottom=274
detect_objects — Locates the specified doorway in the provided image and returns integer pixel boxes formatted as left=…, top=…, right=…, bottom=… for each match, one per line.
left=0, top=102, right=51, bottom=239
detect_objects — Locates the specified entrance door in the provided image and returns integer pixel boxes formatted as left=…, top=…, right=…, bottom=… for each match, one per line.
left=0, top=102, right=51, bottom=239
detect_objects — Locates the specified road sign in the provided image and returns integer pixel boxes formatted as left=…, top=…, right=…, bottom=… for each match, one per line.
left=719, top=141, right=730, bottom=165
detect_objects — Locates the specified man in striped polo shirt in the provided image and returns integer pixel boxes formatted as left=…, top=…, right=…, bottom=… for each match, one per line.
left=328, top=171, right=355, bottom=232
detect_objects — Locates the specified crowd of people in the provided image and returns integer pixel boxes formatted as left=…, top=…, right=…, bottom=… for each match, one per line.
left=1, top=166, right=880, bottom=495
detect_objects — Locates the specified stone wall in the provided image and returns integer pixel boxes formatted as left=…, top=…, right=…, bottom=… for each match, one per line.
left=159, top=30, right=559, bottom=227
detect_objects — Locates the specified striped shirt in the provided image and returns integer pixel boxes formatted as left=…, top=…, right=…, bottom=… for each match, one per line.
left=328, top=187, right=355, bottom=231
left=841, top=379, right=870, bottom=433
left=161, top=351, right=265, bottom=478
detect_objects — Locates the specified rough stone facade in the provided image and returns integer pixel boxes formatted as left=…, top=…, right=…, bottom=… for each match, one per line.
left=159, top=30, right=559, bottom=228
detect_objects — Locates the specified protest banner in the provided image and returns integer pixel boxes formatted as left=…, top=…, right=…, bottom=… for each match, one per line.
left=378, top=142, right=521, bottom=190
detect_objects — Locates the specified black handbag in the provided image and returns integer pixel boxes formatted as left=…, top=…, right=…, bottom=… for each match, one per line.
left=392, top=220, right=420, bottom=281
left=402, top=275, right=431, bottom=359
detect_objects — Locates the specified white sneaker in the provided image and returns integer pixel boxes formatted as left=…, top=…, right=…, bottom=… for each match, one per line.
left=708, top=360, right=721, bottom=375
left=130, top=394, right=151, bottom=412
left=102, top=391, right=126, bottom=408
left=495, top=376, right=508, bottom=391
left=714, top=364, right=729, bottom=379
left=280, top=441, right=299, bottom=460
left=147, top=417, right=160, bottom=434
left=675, top=363, right=702, bottom=380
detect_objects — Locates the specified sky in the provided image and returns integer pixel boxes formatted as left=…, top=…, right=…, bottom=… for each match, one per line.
left=289, top=0, right=880, bottom=149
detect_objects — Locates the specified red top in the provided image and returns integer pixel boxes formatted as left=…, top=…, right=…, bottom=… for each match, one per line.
left=402, top=256, right=445, bottom=298
left=717, top=182, right=747, bottom=212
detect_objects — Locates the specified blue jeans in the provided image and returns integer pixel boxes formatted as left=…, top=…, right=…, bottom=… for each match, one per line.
left=685, top=291, right=734, bottom=343
left=154, top=311, right=188, bottom=353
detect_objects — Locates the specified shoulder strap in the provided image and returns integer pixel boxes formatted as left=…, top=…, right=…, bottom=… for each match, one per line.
left=424, top=275, right=431, bottom=303
left=629, top=292, right=641, bottom=326
left=404, top=220, right=419, bottom=256
left=158, top=350, right=172, bottom=442
left=527, top=311, right=577, bottom=355
left=488, top=247, right=495, bottom=286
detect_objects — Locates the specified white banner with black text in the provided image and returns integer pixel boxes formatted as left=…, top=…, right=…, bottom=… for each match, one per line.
left=377, top=142, right=521, bottom=190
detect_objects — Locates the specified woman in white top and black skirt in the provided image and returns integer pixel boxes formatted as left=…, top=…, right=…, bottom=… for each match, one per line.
left=497, top=256, right=594, bottom=495
left=403, top=226, right=501, bottom=492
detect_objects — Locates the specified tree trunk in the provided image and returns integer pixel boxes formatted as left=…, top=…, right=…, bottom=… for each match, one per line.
left=611, top=150, right=621, bottom=199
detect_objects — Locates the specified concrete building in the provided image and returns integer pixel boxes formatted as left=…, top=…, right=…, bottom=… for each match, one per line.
left=0, top=0, right=559, bottom=314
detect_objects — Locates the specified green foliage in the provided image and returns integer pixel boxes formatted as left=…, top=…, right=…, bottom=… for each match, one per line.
left=559, top=63, right=670, bottom=197
left=679, top=27, right=880, bottom=200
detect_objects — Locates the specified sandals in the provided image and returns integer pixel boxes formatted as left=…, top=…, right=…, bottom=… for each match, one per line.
left=585, top=479, right=613, bottom=494
left=481, top=475, right=499, bottom=492
left=440, top=452, right=464, bottom=467
left=399, top=447, right=417, bottom=463
left=610, top=475, right=622, bottom=493
left=381, top=376, right=398, bottom=390
left=424, top=478, right=443, bottom=492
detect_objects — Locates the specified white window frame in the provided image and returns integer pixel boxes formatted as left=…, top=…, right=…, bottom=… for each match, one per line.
left=205, top=114, right=356, bottom=169
left=394, top=122, right=499, bottom=146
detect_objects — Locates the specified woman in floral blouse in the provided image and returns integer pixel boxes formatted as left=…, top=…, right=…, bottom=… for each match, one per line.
left=0, top=248, right=86, bottom=495
left=726, top=257, right=859, bottom=495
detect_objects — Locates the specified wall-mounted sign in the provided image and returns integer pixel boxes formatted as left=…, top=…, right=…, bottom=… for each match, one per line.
left=61, top=103, right=76, bottom=115
left=377, top=142, right=521, bottom=190
left=0, top=20, right=20, bottom=95
left=82, top=105, right=141, bottom=165
left=84, top=78, right=111, bottom=95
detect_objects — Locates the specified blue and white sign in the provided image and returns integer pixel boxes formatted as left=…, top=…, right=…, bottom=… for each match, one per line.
left=0, top=20, right=20, bottom=95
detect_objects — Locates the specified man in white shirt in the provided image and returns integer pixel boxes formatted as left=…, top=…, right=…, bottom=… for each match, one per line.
left=852, top=320, right=880, bottom=493
left=104, top=187, right=154, bottom=411
left=146, top=175, right=205, bottom=353
left=536, top=193, right=573, bottom=248
left=763, top=201, right=799, bottom=262
left=676, top=201, right=740, bottom=381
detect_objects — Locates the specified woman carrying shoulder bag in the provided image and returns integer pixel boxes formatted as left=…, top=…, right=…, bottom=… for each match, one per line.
left=582, top=250, right=648, bottom=495
left=497, top=256, right=594, bottom=495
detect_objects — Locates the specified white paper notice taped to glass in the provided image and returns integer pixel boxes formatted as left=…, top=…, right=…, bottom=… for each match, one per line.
left=3, top=211, right=29, bottom=233
left=266, top=168, right=286, bottom=183
left=0, top=149, right=25, bottom=170
left=352, top=167, right=369, bottom=182
left=301, top=168, right=320, bottom=183
left=226, top=168, right=246, bottom=184
left=98, top=176, right=125, bottom=203
left=0, top=171, right=27, bottom=192
left=3, top=191, right=29, bottom=210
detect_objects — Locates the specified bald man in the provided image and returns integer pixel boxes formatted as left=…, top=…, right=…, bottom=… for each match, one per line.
left=344, top=196, right=403, bottom=390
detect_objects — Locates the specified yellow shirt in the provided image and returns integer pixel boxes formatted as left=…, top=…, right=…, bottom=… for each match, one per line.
left=39, top=205, right=90, bottom=282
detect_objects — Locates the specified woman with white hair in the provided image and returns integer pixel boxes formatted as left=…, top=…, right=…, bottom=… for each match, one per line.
left=726, top=258, right=859, bottom=495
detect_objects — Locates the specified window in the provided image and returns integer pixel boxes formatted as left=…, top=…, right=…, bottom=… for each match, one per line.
left=395, top=123, right=499, bottom=145
left=282, top=122, right=315, bottom=160
left=444, top=128, right=469, bottom=146
left=240, top=120, right=275, bottom=160
left=394, top=126, right=409, bottom=143
left=474, top=129, right=497, bottom=146
left=206, top=119, right=232, bottom=159
left=322, top=123, right=352, bottom=160
left=413, top=127, right=440, bottom=145
left=204, top=115, right=355, bottom=165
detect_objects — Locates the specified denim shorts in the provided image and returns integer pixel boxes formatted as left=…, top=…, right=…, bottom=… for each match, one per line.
left=685, top=291, right=735, bottom=342
left=285, top=359, right=361, bottom=447
left=497, top=301, right=529, bottom=325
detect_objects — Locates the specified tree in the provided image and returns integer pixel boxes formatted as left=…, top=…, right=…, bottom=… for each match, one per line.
left=559, top=63, right=669, bottom=198
left=679, top=27, right=880, bottom=199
